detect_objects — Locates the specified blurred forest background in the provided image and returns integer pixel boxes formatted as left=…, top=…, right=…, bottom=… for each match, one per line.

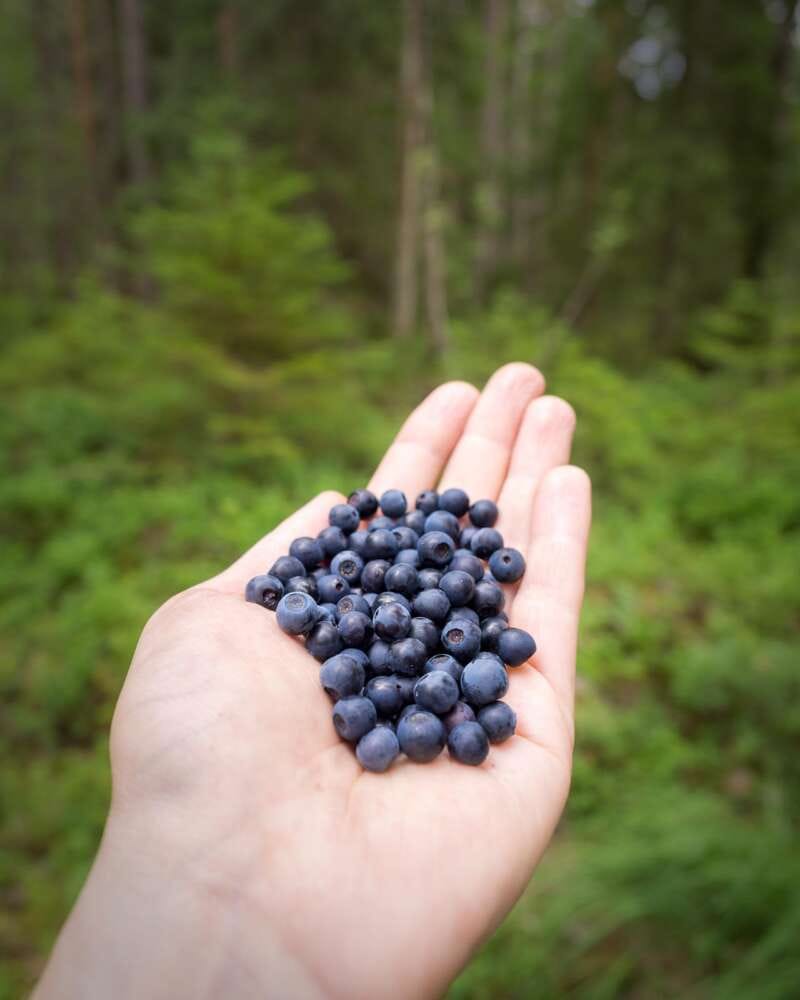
left=1, top=0, right=799, bottom=997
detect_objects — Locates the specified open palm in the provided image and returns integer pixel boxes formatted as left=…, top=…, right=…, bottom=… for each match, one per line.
left=38, top=364, right=590, bottom=1000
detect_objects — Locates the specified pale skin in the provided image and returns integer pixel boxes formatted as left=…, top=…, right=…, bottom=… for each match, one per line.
left=34, top=363, right=591, bottom=1000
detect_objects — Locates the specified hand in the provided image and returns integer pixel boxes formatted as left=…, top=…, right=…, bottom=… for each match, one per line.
left=35, top=364, right=590, bottom=1000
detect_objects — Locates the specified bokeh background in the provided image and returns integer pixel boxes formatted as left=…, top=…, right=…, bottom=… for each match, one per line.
left=2, top=1, right=800, bottom=996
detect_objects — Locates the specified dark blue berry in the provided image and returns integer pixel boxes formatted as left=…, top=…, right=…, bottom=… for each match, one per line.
left=424, top=510, right=460, bottom=540
left=470, top=527, right=504, bottom=558
left=362, top=592, right=379, bottom=612
left=412, top=587, right=451, bottom=622
left=329, top=502, right=360, bottom=534
left=409, top=616, right=440, bottom=653
left=415, top=489, right=439, bottom=515
left=414, top=670, right=459, bottom=714
left=343, top=647, right=370, bottom=671
left=305, top=620, right=343, bottom=661
left=395, top=675, right=417, bottom=704
left=391, top=525, right=419, bottom=551
left=439, top=569, right=476, bottom=607
left=348, top=488, right=379, bottom=518
left=384, top=562, right=419, bottom=597
left=336, top=593, right=371, bottom=618
left=337, top=610, right=372, bottom=648
left=369, top=515, right=397, bottom=532
left=286, top=575, right=317, bottom=599
left=317, top=525, right=348, bottom=559
left=361, top=559, right=391, bottom=593
left=365, top=675, right=407, bottom=717
left=439, top=487, right=470, bottom=518
left=481, top=614, right=509, bottom=651
left=471, top=579, right=506, bottom=619
left=423, top=653, right=463, bottom=682
left=312, top=567, right=329, bottom=582
left=461, top=657, right=509, bottom=706
left=397, top=710, right=447, bottom=762
left=441, top=700, right=476, bottom=732
left=363, top=528, right=399, bottom=562
left=356, top=726, right=400, bottom=772
left=375, top=591, right=412, bottom=611
left=375, top=718, right=398, bottom=732
left=316, top=573, right=350, bottom=604
left=445, top=605, right=480, bottom=626
left=468, top=499, right=499, bottom=528
left=319, top=653, right=365, bottom=700
left=449, top=551, right=484, bottom=581
left=417, top=568, right=442, bottom=590
left=276, top=591, right=318, bottom=635
left=417, top=530, right=456, bottom=568
left=380, top=489, right=407, bottom=518
left=496, top=627, right=536, bottom=666
left=477, top=701, right=516, bottom=743
left=369, top=640, right=392, bottom=675
left=441, top=617, right=483, bottom=663
left=316, top=602, right=338, bottom=624
left=403, top=509, right=427, bottom=534
left=289, top=536, right=324, bottom=570
left=459, top=526, right=478, bottom=548
left=488, top=547, right=526, bottom=583
left=333, top=696, right=377, bottom=742
left=245, top=573, right=284, bottom=610
left=447, top=721, right=489, bottom=765
left=398, top=702, right=419, bottom=723
left=330, top=550, right=365, bottom=585
left=394, top=548, right=421, bottom=567
left=348, top=529, right=369, bottom=556
left=270, top=555, right=306, bottom=584
left=373, top=601, right=412, bottom=641
left=389, top=636, right=427, bottom=675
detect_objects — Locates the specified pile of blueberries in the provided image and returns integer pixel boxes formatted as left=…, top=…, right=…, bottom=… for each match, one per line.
left=245, top=487, right=535, bottom=772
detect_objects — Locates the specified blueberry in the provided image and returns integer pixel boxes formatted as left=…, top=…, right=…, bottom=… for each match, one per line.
left=398, top=702, right=419, bottom=723
left=316, top=573, right=350, bottom=604
left=356, top=726, right=400, bottom=772
left=397, top=710, right=447, bottom=762
left=316, top=602, right=338, bottom=624
left=366, top=674, right=407, bottom=717
left=305, top=620, right=343, bottom=661
left=394, top=548, right=421, bottom=568
left=276, top=591, right=318, bottom=635
left=329, top=502, right=360, bottom=534
left=348, top=529, right=369, bottom=556
left=245, top=573, right=284, bottom=610
left=424, top=510, right=460, bottom=540
left=317, top=526, right=348, bottom=559
left=343, top=647, right=370, bottom=671
left=336, top=593, right=371, bottom=618
left=470, top=527, right=504, bottom=559
left=330, top=550, right=365, bottom=585
left=418, top=530, right=456, bottom=568
left=384, top=562, right=419, bottom=597
left=395, top=674, right=417, bottom=705
left=337, top=610, right=372, bottom=648
left=481, top=613, right=509, bottom=651
left=461, top=657, right=509, bottom=706
left=312, top=567, right=329, bottom=582
left=270, top=555, right=306, bottom=585
left=477, top=701, right=516, bottom=743
left=348, top=488, right=379, bottom=518
left=363, top=528, right=399, bottom=562
left=392, top=525, right=419, bottom=551
left=414, top=670, right=459, bottom=714
left=441, top=617, right=483, bottom=663
left=409, top=616, right=440, bottom=654
left=412, top=587, right=451, bottom=622
left=374, top=717, right=398, bottom=732
left=439, top=569, right=476, bottom=607
left=423, top=653, right=463, bottom=682
left=445, top=605, right=480, bottom=626
left=320, top=653, right=365, bottom=700
left=438, top=487, right=470, bottom=518
left=441, top=700, right=476, bottom=732
left=390, top=636, right=428, bottom=675
left=496, top=626, right=536, bottom=666
left=415, top=489, right=439, bottom=515
left=362, top=592, right=379, bottom=612
left=369, top=639, right=392, bottom=675
left=286, top=575, right=318, bottom=599
left=447, top=721, right=489, bottom=765
left=417, top=568, right=442, bottom=590
left=459, top=526, right=478, bottom=549
left=471, top=579, right=506, bottom=619
left=361, top=559, right=391, bottom=593
left=289, top=536, right=324, bottom=571
left=369, top=515, right=397, bottom=532
left=489, top=547, right=526, bottom=584
left=375, top=591, right=412, bottom=611
left=403, top=509, right=426, bottom=535
left=380, top=489, right=408, bottom=518
left=333, top=696, right=377, bottom=742
left=373, top=601, right=412, bottom=641
left=468, top=498, right=499, bottom=528
left=449, top=551, right=484, bottom=581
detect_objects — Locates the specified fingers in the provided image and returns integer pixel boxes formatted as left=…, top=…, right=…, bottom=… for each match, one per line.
left=210, top=490, right=346, bottom=592
left=495, top=396, right=576, bottom=553
left=507, top=465, right=591, bottom=734
left=368, top=381, right=479, bottom=498
left=437, top=363, right=545, bottom=502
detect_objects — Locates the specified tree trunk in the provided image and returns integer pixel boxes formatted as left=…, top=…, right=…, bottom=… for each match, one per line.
left=68, top=0, right=96, bottom=183
left=117, top=0, right=150, bottom=187
left=474, top=0, right=508, bottom=302
left=217, top=2, right=240, bottom=80
left=420, top=25, right=448, bottom=353
left=392, top=0, right=424, bottom=337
